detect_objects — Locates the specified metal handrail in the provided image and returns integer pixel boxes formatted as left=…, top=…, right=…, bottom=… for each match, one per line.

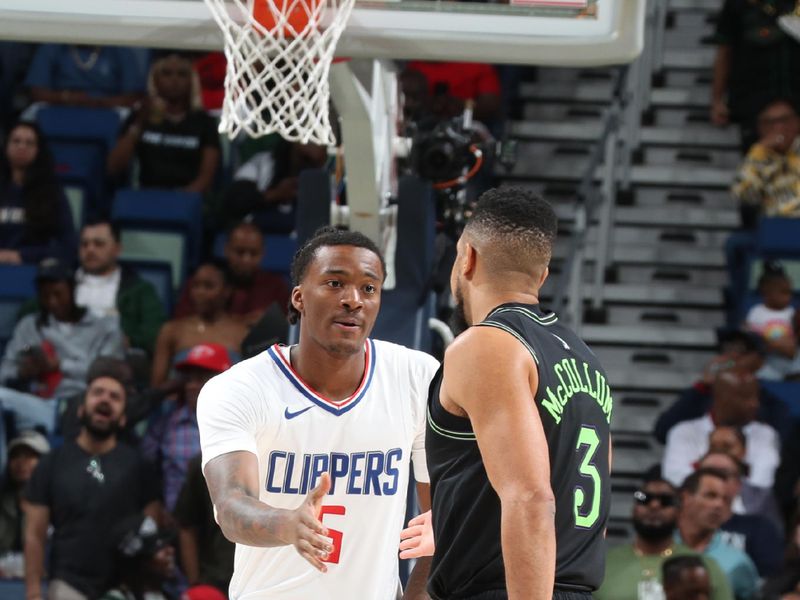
left=551, top=0, right=668, bottom=330
left=551, top=66, right=628, bottom=331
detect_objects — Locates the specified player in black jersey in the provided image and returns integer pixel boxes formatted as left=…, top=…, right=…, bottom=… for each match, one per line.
left=407, top=188, right=612, bottom=600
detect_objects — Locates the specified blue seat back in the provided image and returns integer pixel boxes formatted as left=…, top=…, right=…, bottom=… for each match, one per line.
left=36, top=105, right=121, bottom=153
left=0, top=265, right=38, bottom=352
left=759, top=380, right=800, bottom=418
left=757, top=218, right=800, bottom=258
left=112, top=188, right=204, bottom=285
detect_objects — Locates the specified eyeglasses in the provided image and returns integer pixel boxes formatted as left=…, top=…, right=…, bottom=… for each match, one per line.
left=634, top=490, right=677, bottom=507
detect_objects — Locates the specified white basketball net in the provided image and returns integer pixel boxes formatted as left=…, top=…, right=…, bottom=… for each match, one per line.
left=204, top=0, right=356, bottom=145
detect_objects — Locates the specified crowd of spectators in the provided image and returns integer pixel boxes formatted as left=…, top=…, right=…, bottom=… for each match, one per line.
left=598, top=1, right=800, bottom=598
left=0, top=38, right=508, bottom=600
left=0, top=0, right=799, bottom=598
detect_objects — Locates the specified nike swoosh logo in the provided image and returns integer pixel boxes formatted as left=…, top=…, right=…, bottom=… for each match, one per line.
left=284, top=406, right=313, bottom=420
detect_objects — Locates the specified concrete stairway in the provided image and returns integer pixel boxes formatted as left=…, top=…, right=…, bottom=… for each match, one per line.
left=496, top=0, right=734, bottom=540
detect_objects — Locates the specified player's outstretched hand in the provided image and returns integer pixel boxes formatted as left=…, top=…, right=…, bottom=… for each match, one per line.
left=399, top=510, right=435, bottom=559
left=290, top=472, right=333, bottom=572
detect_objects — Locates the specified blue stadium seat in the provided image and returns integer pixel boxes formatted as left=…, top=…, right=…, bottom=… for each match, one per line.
left=756, top=218, right=800, bottom=258
left=0, top=578, right=24, bottom=600
left=759, top=380, right=800, bottom=418
left=112, top=189, right=203, bottom=289
left=51, top=141, right=105, bottom=218
left=0, top=265, right=38, bottom=355
left=36, top=105, right=121, bottom=154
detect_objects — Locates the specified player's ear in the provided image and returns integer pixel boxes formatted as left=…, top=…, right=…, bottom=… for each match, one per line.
left=538, top=266, right=549, bottom=288
left=291, top=286, right=304, bottom=315
left=462, top=242, right=477, bottom=278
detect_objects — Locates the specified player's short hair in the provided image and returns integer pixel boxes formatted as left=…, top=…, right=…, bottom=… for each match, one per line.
left=288, top=226, right=386, bottom=325
left=463, top=187, right=557, bottom=276
left=679, top=467, right=728, bottom=496
left=662, top=555, right=705, bottom=589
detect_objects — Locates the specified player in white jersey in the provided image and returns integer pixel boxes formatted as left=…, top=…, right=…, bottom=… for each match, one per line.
left=197, top=227, right=438, bottom=600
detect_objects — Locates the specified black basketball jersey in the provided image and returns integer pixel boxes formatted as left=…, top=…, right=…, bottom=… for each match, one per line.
left=426, top=303, right=612, bottom=599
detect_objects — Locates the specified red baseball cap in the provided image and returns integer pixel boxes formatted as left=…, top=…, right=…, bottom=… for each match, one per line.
left=175, top=343, right=232, bottom=374
left=182, top=585, right=227, bottom=600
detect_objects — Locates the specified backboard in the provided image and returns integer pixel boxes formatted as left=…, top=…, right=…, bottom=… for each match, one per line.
left=0, top=0, right=644, bottom=67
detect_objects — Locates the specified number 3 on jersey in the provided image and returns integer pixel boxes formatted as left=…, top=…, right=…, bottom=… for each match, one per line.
left=319, top=505, right=346, bottom=564
left=574, top=426, right=601, bottom=529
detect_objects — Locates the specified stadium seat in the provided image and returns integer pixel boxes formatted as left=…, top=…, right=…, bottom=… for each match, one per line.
left=51, top=141, right=105, bottom=220
left=759, top=380, right=800, bottom=418
left=756, top=217, right=800, bottom=258
left=36, top=105, right=121, bottom=154
left=0, top=264, right=38, bottom=355
left=0, top=578, right=24, bottom=600
left=112, top=189, right=203, bottom=289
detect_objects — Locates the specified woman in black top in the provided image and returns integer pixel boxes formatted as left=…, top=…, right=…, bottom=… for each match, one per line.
left=0, top=121, right=77, bottom=264
left=107, top=52, right=220, bottom=194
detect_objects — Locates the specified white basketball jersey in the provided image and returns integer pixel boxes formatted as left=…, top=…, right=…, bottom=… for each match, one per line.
left=198, top=339, right=438, bottom=600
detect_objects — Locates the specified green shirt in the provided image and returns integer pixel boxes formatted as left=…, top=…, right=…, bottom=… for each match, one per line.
left=595, top=542, right=734, bottom=600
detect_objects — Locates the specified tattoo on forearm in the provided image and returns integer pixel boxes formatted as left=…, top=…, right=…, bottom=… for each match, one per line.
left=211, top=454, right=289, bottom=547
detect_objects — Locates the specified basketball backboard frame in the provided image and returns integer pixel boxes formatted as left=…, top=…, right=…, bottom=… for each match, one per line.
left=0, top=0, right=644, bottom=67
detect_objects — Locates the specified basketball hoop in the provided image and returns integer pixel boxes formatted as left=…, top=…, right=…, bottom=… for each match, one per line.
left=203, top=0, right=355, bottom=144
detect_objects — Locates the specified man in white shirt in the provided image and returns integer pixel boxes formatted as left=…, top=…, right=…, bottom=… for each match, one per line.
left=663, top=370, right=780, bottom=490
left=75, top=220, right=164, bottom=353
left=198, top=227, right=437, bottom=600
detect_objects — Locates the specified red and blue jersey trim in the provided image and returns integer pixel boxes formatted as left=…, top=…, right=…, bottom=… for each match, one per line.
left=267, top=339, right=377, bottom=416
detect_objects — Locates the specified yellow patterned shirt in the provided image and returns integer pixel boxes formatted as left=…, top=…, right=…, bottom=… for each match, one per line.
left=731, top=137, right=800, bottom=217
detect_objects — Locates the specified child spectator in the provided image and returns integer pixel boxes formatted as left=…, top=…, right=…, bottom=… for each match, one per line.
left=744, top=264, right=800, bottom=380
left=0, top=431, right=49, bottom=579
left=708, top=426, right=747, bottom=464
left=25, top=44, right=144, bottom=108
left=0, top=121, right=76, bottom=264
left=107, top=52, right=220, bottom=193
left=150, top=260, right=247, bottom=386
left=662, top=555, right=712, bottom=600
